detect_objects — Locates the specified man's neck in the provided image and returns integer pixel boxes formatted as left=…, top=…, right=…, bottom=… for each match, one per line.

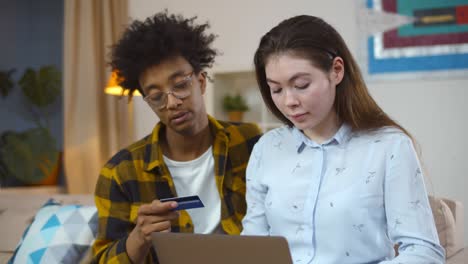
left=162, top=122, right=213, bottom=162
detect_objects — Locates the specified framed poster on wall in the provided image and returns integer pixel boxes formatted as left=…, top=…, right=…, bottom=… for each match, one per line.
left=358, top=0, right=468, bottom=80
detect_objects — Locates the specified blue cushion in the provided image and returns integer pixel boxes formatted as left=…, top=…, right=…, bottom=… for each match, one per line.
left=8, top=199, right=97, bottom=264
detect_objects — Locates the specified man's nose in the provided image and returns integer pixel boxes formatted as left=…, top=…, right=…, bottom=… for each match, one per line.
left=165, top=92, right=182, bottom=109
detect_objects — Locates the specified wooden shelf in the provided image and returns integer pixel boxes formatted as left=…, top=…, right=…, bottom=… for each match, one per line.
left=211, top=70, right=282, bottom=132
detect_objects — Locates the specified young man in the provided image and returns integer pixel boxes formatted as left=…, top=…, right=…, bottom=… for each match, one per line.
left=92, top=12, right=262, bottom=263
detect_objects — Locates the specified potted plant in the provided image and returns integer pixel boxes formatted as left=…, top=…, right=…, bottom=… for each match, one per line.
left=0, top=65, right=62, bottom=186
left=0, top=69, right=15, bottom=98
left=222, top=94, right=249, bottom=122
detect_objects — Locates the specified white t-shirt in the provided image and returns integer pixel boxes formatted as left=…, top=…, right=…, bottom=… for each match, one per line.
left=163, top=147, right=221, bottom=234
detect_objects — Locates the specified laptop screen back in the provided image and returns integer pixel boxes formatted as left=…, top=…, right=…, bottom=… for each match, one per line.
left=152, top=232, right=293, bottom=264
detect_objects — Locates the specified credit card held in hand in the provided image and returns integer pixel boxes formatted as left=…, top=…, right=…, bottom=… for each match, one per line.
left=160, top=195, right=204, bottom=211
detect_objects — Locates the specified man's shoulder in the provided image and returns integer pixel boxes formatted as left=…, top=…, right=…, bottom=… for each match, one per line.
left=105, top=134, right=152, bottom=168
left=216, top=120, right=262, bottom=139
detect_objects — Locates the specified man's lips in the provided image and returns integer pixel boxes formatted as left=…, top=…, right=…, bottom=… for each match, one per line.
left=170, top=111, right=190, bottom=124
left=170, top=112, right=187, bottom=120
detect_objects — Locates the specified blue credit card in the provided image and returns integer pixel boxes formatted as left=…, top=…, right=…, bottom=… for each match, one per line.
left=160, top=195, right=205, bottom=211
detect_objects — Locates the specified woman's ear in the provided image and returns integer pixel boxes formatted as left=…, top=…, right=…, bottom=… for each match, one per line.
left=331, top=57, right=344, bottom=85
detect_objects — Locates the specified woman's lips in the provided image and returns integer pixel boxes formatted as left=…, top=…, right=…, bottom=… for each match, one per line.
left=289, top=113, right=307, bottom=122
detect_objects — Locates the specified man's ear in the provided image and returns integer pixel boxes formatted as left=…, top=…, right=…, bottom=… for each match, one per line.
left=331, top=57, right=344, bottom=85
left=198, top=71, right=207, bottom=95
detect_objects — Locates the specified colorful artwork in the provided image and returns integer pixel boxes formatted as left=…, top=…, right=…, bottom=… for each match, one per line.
left=361, top=0, right=468, bottom=78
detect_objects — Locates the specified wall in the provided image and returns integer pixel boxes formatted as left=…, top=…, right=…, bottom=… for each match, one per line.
left=0, top=0, right=64, bottom=148
left=129, top=0, right=468, bottom=245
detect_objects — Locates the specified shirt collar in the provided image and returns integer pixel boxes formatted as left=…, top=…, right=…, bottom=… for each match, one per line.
left=293, top=123, right=352, bottom=151
left=333, top=123, right=352, bottom=145
left=144, top=115, right=225, bottom=172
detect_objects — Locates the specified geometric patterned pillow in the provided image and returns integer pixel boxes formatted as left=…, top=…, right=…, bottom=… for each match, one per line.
left=8, top=199, right=98, bottom=264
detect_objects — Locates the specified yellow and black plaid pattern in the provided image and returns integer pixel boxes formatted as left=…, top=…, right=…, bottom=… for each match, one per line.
left=92, top=116, right=262, bottom=263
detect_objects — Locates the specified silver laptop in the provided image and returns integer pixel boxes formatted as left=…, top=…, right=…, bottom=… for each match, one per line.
left=152, top=232, right=293, bottom=264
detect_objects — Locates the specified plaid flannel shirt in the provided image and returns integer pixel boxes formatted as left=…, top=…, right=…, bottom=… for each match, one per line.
left=92, top=115, right=262, bottom=263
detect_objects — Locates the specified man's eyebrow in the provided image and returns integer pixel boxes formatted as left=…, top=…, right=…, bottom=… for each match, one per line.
left=266, top=72, right=311, bottom=85
left=142, top=83, right=158, bottom=91
left=142, top=69, right=189, bottom=91
left=168, top=70, right=188, bottom=81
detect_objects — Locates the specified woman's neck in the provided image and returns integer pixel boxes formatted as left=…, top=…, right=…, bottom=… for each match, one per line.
left=303, top=111, right=341, bottom=144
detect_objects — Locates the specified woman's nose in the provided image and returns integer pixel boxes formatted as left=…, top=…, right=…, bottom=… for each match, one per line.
left=284, top=89, right=299, bottom=108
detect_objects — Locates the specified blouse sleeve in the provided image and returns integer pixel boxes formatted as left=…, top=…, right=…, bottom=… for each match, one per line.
left=241, top=139, right=270, bottom=236
left=380, top=136, right=445, bottom=263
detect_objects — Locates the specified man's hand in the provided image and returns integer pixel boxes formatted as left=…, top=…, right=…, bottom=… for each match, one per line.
left=134, top=200, right=179, bottom=242
left=126, top=200, right=179, bottom=263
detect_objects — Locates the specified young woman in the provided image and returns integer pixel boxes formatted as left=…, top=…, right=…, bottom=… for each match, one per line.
left=241, top=15, right=445, bottom=263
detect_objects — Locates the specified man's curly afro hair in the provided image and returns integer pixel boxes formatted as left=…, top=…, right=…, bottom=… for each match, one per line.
left=110, top=11, right=218, bottom=95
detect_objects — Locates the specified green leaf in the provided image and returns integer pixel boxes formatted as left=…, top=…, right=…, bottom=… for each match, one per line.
left=0, top=128, right=58, bottom=183
left=222, top=94, right=249, bottom=112
left=18, top=66, right=61, bottom=108
left=0, top=69, right=16, bottom=98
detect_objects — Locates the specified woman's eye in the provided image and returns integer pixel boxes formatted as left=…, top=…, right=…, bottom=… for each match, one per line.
left=271, top=88, right=282, bottom=94
left=295, top=83, right=309, bottom=89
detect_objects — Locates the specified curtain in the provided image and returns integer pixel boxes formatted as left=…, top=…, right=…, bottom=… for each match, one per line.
left=63, top=0, right=132, bottom=194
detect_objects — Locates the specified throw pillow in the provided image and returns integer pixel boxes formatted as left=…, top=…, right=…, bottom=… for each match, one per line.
left=8, top=199, right=97, bottom=264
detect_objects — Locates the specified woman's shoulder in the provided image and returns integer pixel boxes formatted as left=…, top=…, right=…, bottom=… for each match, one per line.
left=352, top=126, right=412, bottom=144
left=259, top=125, right=293, bottom=140
left=252, top=125, right=296, bottom=149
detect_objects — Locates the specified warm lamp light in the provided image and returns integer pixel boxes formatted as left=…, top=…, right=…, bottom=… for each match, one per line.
left=104, top=71, right=141, bottom=96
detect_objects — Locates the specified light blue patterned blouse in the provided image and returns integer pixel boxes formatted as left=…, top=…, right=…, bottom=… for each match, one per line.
left=241, top=124, right=445, bottom=264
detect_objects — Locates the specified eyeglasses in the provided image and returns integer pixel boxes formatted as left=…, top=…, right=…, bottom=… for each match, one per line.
left=143, top=71, right=194, bottom=110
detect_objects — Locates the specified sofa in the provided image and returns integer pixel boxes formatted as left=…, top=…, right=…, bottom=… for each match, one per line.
left=0, top=192, right=466, bottom=263
left=0, top=191, right=95, bottom=264
left=429, top=196, right=467, bottom=263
